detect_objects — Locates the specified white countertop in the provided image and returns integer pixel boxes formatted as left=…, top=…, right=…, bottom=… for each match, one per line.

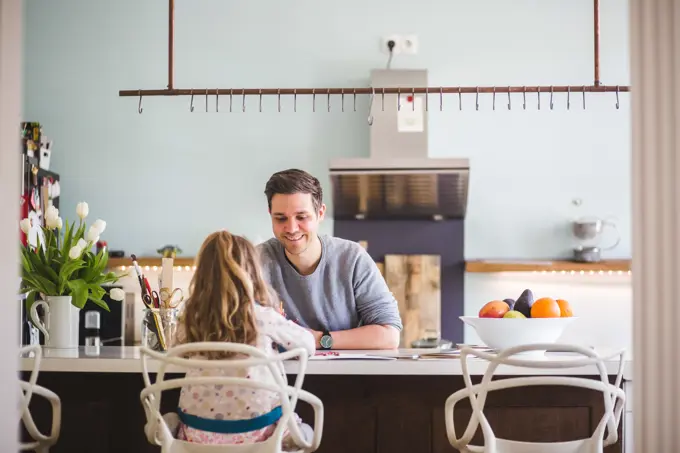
left=19, top=346, right=633, bottom=380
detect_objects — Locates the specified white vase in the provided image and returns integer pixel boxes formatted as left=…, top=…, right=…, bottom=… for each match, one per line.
left=29, top=295, right=81, bottom=349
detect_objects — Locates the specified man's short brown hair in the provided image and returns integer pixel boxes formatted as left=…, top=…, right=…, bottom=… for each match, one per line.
left=264, top=169, right=323, bottom=212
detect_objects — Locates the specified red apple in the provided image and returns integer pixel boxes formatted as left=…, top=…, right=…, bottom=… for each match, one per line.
left=479, top=300, right=511, bottom=318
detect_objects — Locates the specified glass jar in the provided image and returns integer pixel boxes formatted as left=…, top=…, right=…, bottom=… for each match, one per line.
left=141, top=307, right=180, bottom=351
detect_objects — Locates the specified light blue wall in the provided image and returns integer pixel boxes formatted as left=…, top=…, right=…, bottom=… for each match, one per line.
left=23, top=0, right=631, bottom=259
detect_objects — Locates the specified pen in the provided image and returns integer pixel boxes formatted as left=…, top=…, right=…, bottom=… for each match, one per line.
left=130, top=254, right=147, bottom=295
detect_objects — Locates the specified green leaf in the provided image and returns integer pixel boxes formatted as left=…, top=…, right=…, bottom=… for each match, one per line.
left=60, top=219, right=73, bottom=262
left=32, top=274, right=57, bottom=295
left=58, top=258, right=85, bottom=294
left=89, top=284, right=106, bottom=301
left=88, top=298, right=110, bottom=312
left=67, top=279, right=88, bottom=309
left=20, top=249, right=33, bottom=275
left=21, top=275, right=47, bottom=294
left=92, top=249, right=107, bottom=276
left=74, top=221, right=86, bottom=242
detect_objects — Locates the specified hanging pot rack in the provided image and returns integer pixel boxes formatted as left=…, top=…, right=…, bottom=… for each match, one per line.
left=120, top=0, right=629, bottom=115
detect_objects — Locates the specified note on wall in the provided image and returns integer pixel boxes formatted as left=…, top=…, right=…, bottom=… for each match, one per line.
left=397, top=95, right=424, bottom=132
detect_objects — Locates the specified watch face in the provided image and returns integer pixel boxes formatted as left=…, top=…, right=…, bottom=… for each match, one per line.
left=320, top=334, right=333, bottom=349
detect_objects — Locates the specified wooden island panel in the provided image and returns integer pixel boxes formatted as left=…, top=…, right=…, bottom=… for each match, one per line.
left=21, top=372, right=622, bottom=453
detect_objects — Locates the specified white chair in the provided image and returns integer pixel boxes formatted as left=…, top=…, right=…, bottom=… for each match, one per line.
left=19, top=344, right=62, bottom=452
left=444, top=343, right=626, bottom=453
left=140, top=342, right=324, bottom=453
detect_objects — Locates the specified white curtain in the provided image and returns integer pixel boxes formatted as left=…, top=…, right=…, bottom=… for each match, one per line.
left=630, top=0, right=680, bottom=451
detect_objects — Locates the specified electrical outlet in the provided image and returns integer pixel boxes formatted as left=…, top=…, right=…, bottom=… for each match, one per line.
left=402, top=35, right=419, bottom=54
left=381, top=35, right=402, bottom=55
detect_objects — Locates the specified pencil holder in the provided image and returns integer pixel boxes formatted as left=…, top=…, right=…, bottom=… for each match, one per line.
left=141, top=307, right=180, bottom=352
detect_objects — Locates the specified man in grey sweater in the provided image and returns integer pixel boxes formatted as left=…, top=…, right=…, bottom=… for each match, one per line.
left=257, top=169, right=402, bottom=350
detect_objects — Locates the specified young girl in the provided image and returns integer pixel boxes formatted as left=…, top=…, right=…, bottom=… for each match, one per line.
left=172, top=230, right=316, bottom=447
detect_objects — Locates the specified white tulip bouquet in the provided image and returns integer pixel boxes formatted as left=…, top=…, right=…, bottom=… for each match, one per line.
left=19, top=201, right=125, bottom=311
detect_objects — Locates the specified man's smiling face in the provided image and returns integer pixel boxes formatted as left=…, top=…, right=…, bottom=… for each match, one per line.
left=270, top=192, right=325, bottom=255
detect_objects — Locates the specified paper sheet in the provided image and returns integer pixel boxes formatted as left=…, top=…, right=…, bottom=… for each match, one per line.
left=309, top=352, right=396, bottom=361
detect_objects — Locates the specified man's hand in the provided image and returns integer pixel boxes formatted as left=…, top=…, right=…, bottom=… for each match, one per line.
left=311, top=325, right=399, bottom=350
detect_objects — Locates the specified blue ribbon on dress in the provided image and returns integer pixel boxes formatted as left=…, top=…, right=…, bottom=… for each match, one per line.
left=177, top=405, right=283, bottom=434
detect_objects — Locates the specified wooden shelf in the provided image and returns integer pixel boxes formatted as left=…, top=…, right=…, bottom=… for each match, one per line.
left=107, top=256, right=196, bottom=270
left=465, top=259, right=631, bottom=273
left=107, top=256, right=632, bottom=274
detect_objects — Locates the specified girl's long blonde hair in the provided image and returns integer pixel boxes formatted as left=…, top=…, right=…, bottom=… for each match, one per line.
left=177, top=230, right=274, bottom=358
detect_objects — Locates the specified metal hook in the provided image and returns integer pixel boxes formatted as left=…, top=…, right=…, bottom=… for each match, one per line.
left=507, top=86, right=511, bottom=110
left=425, top=88, right=429, bottom=112
left=412, top=87, right=416, bottom=111
left=353, top=89, right=356, bottom=112
left=312, top=89, right=316, bottom=113
left=242, top=90, right=246, bottom=113
left=439, top=87, right=443, bottom=111
left=229, top=89, right=233, bottom=112
left=138, top=90, right=143, bottom=114
left=492, top=86, right=496, bottom=110
left=582, top=85, right=586, bottom=109
left=537, top=89, right=541, bottom=110
left=327, top=91, right=331, bottom=113
left=397, top=87, right=401, bottom=111
left=475, top=87, right=479, bottom=111
left=615, top=85, right=620, bottom=109
left=523, top=87, right=526, bottom=110
left=341, top=89, right=344, bottom=113
left=216, top=89, right=219, bottom=113
left=259, top=89, right=263, bottom=113
left=550, top=86, right=554, bottom=110
left=458, top=88, right=462, bottom=111
left=189, top=90, right=195, bottom=112
left=381, top=88, right=385, bottom=111
left=294, top=89, right=297, bottom=113
left=205, top=89, right=209, bottom=113
left=277, top=89, right=281, bottom=113
left=567, top=86, right=571, bottom=110
left=368, top=87, right=375, bottom=126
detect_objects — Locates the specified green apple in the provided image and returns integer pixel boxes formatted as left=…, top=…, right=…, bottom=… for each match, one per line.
left=503, top=310, right=526, bottom=319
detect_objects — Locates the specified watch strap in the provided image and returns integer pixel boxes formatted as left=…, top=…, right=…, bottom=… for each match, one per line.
left=320, top=330, right=332, bottom=350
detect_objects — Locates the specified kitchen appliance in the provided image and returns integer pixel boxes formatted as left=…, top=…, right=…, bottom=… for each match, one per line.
left=571, top=216, right=620, bottom=262
left=328, top=69, right=470, bottom=220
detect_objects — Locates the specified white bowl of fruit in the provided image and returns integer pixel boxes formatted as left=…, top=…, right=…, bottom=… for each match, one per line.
left=460, top=289, right=578, bottom=355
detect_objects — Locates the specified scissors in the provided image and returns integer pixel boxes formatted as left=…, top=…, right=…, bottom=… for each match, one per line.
left=159, top=287, right=184, bottom=308
left=142, top=291, right=160, bottom=309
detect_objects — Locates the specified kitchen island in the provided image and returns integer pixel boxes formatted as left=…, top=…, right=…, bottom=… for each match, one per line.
left=19, top=346, right=631, bottom=453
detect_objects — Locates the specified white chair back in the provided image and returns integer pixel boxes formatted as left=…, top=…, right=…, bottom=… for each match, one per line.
left=140, top=342, right=324, bottom=453
left=444, top=343, right=626, bottom=453
left=19, top=344, right=62, bottom=452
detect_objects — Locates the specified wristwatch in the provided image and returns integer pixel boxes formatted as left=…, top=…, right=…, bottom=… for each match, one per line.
left=319, top=330, right=333, bottom=350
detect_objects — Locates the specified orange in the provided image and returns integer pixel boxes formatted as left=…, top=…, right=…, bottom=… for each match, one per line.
left=556, top=299, right=573, bottom=317
left=530, top=297, right=561, bottom=318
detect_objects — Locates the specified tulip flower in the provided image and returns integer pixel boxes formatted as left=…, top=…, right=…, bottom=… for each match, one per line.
left=19, top=218, right=31, bottom=234
left=46, top=214, right=62, bottom=230
left=76, top=202, right=89, bottom=220
left=68, top=245, right=82, bottom=259
left=109, top=288, right=125, bottom=301
left=86, top=225, right=100, bottom=243
left=93, top=219, right=106, bottom=234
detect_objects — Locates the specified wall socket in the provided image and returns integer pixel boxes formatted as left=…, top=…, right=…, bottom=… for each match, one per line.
left=381, top=34, right=419, bottom=55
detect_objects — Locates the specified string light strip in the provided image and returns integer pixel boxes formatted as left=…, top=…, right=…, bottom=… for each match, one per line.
left=532, top=270, right=631, bottom=275
left=116, top=265, right=631, bottom=275
left=118, top=265, right=196, bottom=272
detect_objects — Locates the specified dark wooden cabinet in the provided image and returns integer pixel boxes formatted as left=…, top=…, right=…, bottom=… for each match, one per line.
left=20, top=372, right=622, bottom=453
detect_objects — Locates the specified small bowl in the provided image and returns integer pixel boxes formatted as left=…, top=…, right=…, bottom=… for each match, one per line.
left=460, top=316, right=578, bottom=355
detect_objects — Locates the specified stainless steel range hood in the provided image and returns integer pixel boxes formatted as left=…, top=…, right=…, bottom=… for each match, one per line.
left=329, top=69, right=470, bottom=220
